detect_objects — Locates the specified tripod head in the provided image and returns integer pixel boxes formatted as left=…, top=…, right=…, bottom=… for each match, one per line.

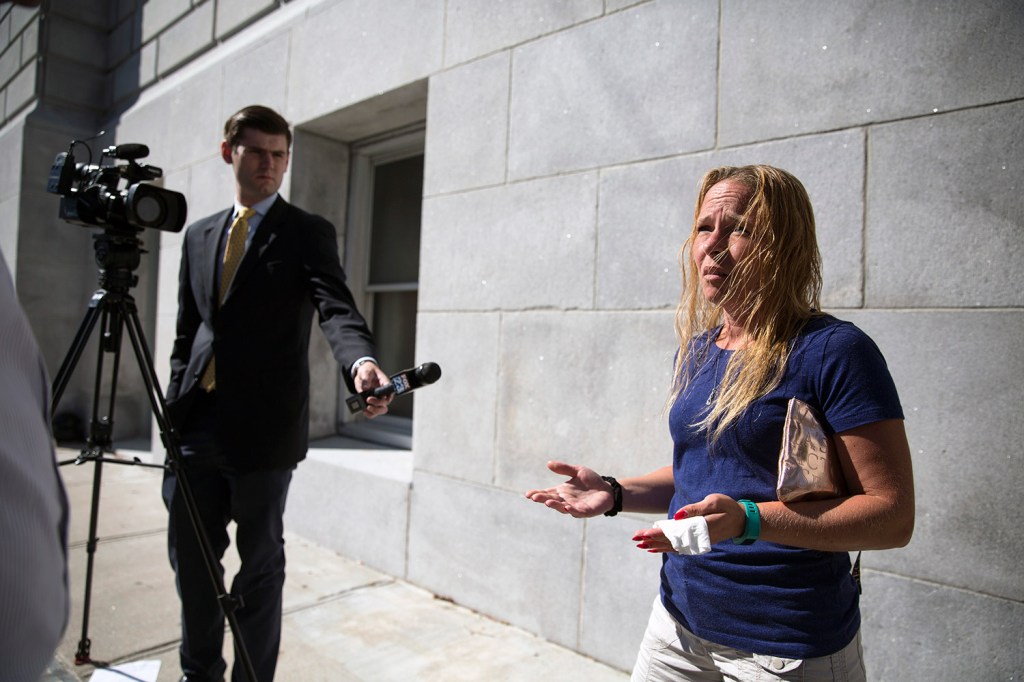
left=92, top=229, right=144, bottom=295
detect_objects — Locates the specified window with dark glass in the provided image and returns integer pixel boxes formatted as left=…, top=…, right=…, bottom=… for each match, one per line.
left=340, top=127, right=423, bottom=447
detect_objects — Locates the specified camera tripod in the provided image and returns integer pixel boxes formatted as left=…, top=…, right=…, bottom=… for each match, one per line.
left=52, top=229, right=257, bottom=681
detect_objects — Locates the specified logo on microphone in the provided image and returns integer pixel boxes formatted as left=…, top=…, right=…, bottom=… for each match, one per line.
left=392, top=374, right=411, bottom=395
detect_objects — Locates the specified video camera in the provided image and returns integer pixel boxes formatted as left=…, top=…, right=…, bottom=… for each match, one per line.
left=47, top=140, right=186, bottom=234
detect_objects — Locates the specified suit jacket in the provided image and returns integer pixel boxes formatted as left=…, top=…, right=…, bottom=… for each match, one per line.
left=0, top=246, right=70, bottom=680
left=166, top=196, right=376, bottom=470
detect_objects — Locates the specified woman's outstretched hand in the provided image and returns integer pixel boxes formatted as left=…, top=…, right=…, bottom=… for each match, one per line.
left=524, top=461, right=615, bottom=518
left=632, top=494, right=747, bottom=552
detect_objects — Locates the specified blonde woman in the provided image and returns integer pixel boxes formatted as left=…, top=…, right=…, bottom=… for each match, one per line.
left=526, top=165, right=914, bottom=681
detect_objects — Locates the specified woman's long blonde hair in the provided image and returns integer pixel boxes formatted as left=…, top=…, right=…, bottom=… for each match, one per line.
left=670, top=165, right=822, bottom=442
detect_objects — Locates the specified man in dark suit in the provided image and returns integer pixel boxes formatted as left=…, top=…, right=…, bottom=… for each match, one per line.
left=164, top=105, right=391, bottom=682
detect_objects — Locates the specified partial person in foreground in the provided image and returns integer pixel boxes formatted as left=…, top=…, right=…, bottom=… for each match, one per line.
left=165, top=105, right=391, bottom=682
left=526, top=165, right=914, bottom=681
left=0, top=245, right=69, bottom=682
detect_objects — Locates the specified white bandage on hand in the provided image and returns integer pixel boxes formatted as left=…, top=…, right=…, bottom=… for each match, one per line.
left=654, top=516, right=712, bottom=555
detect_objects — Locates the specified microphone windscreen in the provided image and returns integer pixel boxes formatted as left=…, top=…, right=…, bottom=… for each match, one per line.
left=415, top=362, right=442, bottom=385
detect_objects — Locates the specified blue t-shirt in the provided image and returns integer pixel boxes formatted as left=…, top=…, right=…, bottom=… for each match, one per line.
left=661, top=315, right=903, bottom=658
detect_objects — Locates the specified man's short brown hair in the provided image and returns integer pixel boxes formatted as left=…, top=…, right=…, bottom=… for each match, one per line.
left=223, top=105, right=292, bottom=149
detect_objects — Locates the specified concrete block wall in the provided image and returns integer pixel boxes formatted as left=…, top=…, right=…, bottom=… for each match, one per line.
left=418, top=2, right=1024, bottom=677
left=3, top=0, right=153, bottom=437
left=0, top=2, right=40, bottom=124
left=0, top=0, right=40, bottom=275
left=2, top=0, right=1022, bottom=679
left=412, top=5, right=1024, bottom=678
left=113, top=0, right=279, bottom=109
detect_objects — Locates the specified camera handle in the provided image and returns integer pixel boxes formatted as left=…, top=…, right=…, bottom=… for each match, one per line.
left=51, top=237, right=258, bottom=682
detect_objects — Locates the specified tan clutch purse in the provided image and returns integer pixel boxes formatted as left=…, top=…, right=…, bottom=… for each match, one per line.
left=776, top=398, right=844, bottom=502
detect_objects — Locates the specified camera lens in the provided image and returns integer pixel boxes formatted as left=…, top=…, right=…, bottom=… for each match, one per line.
left=133, top=193, right=165, bottom=224
left=125, top=183, right=186, bottom=232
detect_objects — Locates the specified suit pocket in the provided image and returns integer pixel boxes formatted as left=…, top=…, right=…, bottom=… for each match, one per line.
left=264, top=259, right=290, bottom=277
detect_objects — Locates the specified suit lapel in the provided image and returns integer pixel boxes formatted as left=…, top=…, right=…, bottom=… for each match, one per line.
left=202, top=209, right=232, bottom=307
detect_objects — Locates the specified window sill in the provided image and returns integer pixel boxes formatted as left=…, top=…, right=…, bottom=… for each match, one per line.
left=306, top=435, right=413, bottom=483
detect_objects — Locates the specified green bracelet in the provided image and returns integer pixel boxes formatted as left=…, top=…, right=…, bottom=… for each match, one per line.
left=732, top=499, right=761, bottom=545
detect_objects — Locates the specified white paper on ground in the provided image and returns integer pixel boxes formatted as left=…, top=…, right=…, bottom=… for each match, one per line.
left=654, top=516, right=712, bottom=555
left=89, top=660, right=161, bottom=682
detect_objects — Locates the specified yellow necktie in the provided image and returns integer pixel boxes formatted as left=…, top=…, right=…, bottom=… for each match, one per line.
left=200, top=208, right=255, bottom=391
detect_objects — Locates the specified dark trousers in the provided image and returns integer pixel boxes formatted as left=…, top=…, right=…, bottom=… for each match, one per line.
left=163, top=391, right=293, bottom=682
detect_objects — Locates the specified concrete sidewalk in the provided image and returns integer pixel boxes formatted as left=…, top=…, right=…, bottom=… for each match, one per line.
left=41, top=447, right=629, bottom=682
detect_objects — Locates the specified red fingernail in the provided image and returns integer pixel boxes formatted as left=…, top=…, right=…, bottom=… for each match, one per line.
left=675, top=509, right=688, bottom=520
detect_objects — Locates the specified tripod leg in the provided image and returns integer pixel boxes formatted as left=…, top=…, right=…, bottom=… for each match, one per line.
left=120, top=301, right=259, bottom=682
left=50, top=292, right=104, bottom=413
left=73, top=302, right=121, bottom=665
left=74, top=458, right=101, bottom=665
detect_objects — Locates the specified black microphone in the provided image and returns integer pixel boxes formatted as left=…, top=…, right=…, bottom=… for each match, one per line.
left=346, top=361, right=442, bottom=414
left=105, top=143, right=149, bottom=160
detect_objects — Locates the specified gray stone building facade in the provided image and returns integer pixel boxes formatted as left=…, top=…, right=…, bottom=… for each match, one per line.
left=1, top=1, right=1022, bottom=679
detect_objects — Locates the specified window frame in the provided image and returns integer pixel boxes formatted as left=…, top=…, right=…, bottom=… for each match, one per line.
left=338, top=124, right=425, bottom=449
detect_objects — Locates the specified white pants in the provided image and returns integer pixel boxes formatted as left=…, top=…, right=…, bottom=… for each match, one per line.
left=631, top=597, right=867, bottom=682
